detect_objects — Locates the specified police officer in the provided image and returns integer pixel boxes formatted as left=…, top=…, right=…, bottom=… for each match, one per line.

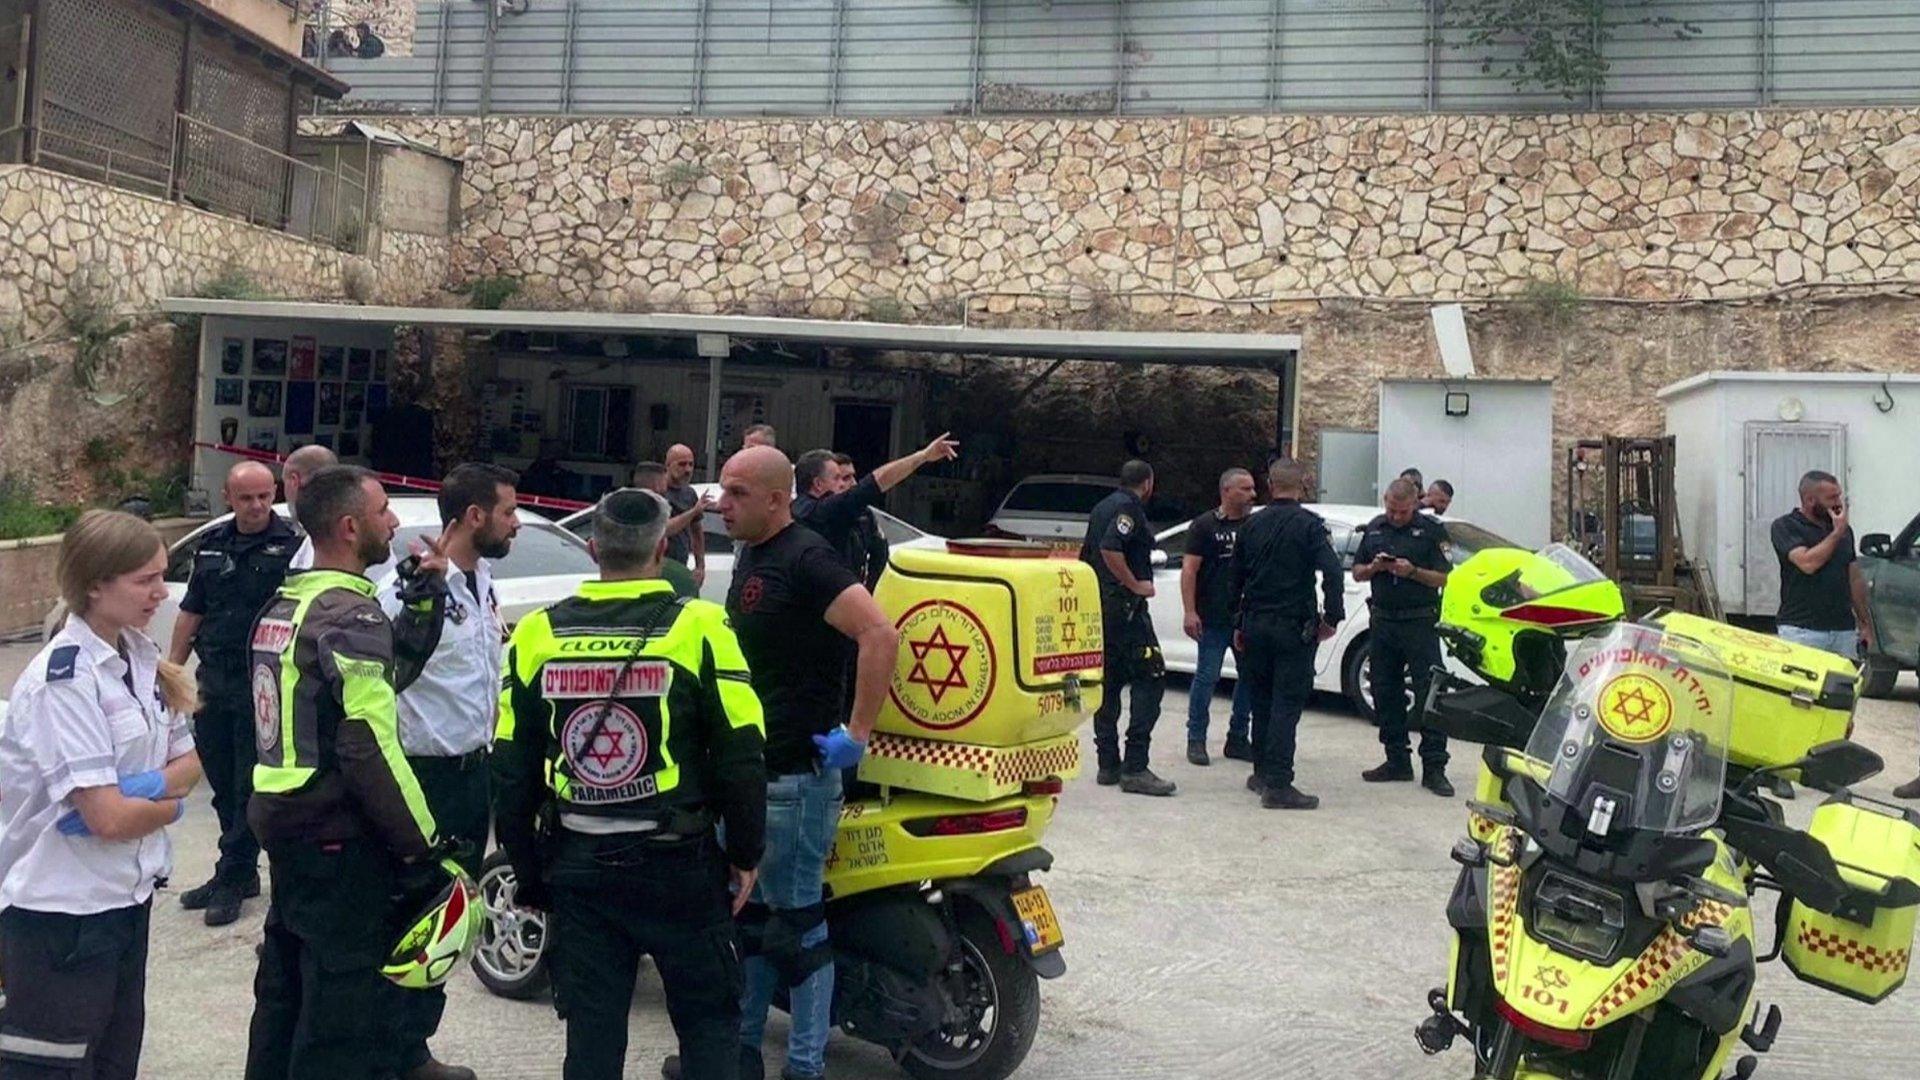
left=0, top=511, right=201, bottom=1080
left=372, top=463, right=522, bottom=1080
left=493, top=488, right=767, bottom=1080
left=168, top=460, right=299, bottom=927
left=1354, top=478, right=1454, bottom=797
left=244, top=466, right=450, bottom=1080
left=1232, top=458, right=1343, bottom=811
left=1081, top=460, right=1175, bottom=797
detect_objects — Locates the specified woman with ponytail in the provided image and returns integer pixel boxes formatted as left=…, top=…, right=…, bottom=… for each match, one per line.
left=0, top=510, right=202, bottom=1079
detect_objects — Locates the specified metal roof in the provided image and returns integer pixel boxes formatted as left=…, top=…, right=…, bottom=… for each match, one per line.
left=162, top=299, right=1300, bottom=367
left=1658, top=371, right=1920, bottom=399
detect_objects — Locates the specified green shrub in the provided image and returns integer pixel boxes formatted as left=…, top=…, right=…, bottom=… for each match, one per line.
left=463, top=275, right=521, bottom=310
left=0, top=475, right=80, bottom=541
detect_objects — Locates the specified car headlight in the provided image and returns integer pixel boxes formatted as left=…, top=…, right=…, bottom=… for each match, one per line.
left=1529, top=871, right=1628, bottom=963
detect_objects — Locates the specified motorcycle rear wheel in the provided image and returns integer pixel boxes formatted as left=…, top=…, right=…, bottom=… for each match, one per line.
left=471, top=850, right=552, bottom=1000
left=901, top=910, right=1041, bottom=1080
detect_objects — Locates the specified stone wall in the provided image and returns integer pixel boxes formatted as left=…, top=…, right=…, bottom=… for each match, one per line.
left=0, top=165, right=452, bottom=504
left=373, top=108, right=1920, bottom=313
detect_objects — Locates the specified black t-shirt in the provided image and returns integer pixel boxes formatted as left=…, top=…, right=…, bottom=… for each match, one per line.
left=1080, top=489, right=1152, bottom=601
left=795, top=475, right=885, bottom=569
left=180, top=514, right=301, bottom=669
left=1353, top=513, right=1452, bottom=615
left=1184, top=509, right=1249, bottom=628
left=664, top=483, right=699, bottom=565
left=1772, top=509, right=1857, bottom=631
left=726, top=523, right=863, bottom=775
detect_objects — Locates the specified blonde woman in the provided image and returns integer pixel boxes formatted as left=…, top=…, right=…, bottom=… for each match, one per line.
left=0, top=510, right=202, bottom=1079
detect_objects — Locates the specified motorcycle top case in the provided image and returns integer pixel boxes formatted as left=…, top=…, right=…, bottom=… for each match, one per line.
left=864, top=543, right=1100, bottom=801
left=1650, top=611, right=1856, bottom=772
left=1783, top=791, right=1920, bottom=1003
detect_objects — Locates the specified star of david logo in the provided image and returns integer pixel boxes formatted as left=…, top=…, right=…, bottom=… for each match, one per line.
left=1057, top=568, right=1077, bottom=591
left=581, top=724, right=628, bottom=770
left=906, top=626, right=972, bottom=703
left=1536, top=965, right=1570, bottom=990
left=1608, top=686, right=1660, bottom=729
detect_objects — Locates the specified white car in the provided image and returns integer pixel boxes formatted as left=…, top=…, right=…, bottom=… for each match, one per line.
left=556, top=483, right=947, bottom=603
left=1147, top=505, right=1519, bottom=718
left=46, top=497, right=600, bottom=646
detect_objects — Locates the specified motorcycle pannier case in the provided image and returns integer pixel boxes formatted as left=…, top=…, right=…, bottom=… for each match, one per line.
left=865, top=544, right=1101, bottom=801
left=1783, top=791, right=1920, bottom=1003
left=1651, top=612, right=1856, bottom=771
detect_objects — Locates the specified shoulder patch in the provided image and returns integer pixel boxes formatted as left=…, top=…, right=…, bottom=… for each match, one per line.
left=355, top=609, right=386, bottom=626
left=1116, top=515, right=1134, bottom=535
left=45, top=644, right=81, bottom=682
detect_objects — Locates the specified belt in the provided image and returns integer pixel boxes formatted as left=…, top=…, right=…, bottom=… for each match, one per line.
left=411, top=747, right=489, bottom=770
left=560, top=814, right=669, bottom=836
left=558, top=806, right=712, bottom=840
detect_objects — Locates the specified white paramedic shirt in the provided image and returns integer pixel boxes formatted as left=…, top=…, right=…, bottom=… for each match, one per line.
left=378, top=559, right=503, bottom=757
left=0, top=621, right=193, bottom=915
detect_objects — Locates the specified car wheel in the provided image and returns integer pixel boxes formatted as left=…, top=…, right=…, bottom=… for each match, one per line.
left=1342, top=636, right=1378, bottom=724
left=1860, top=654, right=1901, bottom=699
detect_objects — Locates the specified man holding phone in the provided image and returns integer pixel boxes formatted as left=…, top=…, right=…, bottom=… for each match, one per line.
left=1353, top=478, right=1454, bottom=796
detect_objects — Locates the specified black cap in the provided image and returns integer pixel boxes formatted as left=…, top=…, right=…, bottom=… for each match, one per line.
left=599, top=487, right=665, bottom=526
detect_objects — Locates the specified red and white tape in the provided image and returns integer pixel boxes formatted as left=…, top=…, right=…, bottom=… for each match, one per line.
left=193, top=442, right=594, bottom=513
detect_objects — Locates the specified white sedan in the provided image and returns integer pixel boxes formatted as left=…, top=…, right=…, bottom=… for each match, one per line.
left=1147, top=505, right=1517, bottom=718
left=46, top=497, right=600, bottom=646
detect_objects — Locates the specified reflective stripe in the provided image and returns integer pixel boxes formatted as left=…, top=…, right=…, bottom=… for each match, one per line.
left=0, top=1032, right=89, bottom=1060
left=559, top=813, right=663, bottom=834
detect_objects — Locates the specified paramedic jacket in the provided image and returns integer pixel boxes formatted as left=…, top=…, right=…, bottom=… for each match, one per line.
left=247, top=569, right=444, bottom=860
left=492, top=578, right=769, bottom=882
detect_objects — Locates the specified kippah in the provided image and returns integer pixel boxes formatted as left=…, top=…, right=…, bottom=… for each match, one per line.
left=600, top=487, right=665, bottom=526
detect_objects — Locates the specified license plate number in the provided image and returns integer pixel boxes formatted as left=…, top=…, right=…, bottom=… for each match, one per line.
left=1011, top=885, right=1064, bottom=954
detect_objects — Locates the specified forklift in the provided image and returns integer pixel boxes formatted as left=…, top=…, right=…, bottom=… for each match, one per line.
left=1565, top=436, right=1722, bottom=620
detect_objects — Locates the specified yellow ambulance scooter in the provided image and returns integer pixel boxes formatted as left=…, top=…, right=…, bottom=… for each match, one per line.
left=472, top=540, right=1098, bottom=1080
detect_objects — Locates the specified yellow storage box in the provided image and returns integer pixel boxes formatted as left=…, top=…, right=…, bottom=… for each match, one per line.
left=1783, top=792, right=1920, bottom=1003
left=1651, top=612, right=1856, bottom=772
left=861, top=543, right=1102, bottom=801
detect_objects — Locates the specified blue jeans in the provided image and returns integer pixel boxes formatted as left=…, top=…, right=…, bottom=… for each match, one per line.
left=1186, top=623, right=1252, bottom=744
left=740, top=768, right=843, bottom=1077
left=1777, top=624, right=1860, bottom=660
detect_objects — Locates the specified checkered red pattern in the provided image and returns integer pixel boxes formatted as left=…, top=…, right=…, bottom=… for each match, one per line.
left=1796, top=924, right=1913, bottom=974
left=992, top=739, right=1080, bottom=784
left=1488, top=853, right=1522, bottom=985
left=868, top=733, right=993, bottom=772
left=1579, top=900, right=1732, bottom=1028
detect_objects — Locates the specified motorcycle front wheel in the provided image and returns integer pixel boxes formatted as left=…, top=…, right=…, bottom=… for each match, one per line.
left=470, top=850, right=553, bottom=1000
left=901, top=910, right=1042, bottom=1080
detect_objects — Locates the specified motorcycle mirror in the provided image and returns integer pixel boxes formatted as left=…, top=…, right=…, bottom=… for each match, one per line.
left=1465, top=800, right=1518, bottom=830
left=1449, top=838, right=1488, bottom=869
left=1794, top=740, right=1884, bottom=792
left=1688, top=924, right=1734, bottom=959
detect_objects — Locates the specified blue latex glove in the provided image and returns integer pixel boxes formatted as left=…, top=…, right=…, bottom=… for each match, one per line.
left=55, top=810, right=93, bottom=837
left=118, top=771, right=166, bottom=801
left=812, top=726, right=867, bottom=770
left=170, top=799, right=186, bottom=824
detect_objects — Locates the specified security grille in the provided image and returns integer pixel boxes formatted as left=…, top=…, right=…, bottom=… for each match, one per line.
left=35, top=0, right=181, bottom=193
left=182, top=36, right=294, bottom=225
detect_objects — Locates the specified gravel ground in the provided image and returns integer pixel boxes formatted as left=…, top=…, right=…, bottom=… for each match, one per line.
left=3, top=641, right=1918, bottom=1079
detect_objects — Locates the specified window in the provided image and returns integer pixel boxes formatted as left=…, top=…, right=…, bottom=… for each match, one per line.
left=871, top=509, right=926, bottom=545
left=166, top=525, right=218, bottom=583
left=1441, top=521, right=1520, bottom=566
left=566, top=386, right=634, bottom=460
left=999, top=481, right=1111, bottom=516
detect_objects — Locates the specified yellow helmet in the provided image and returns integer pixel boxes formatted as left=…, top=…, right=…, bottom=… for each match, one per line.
left=1439, top=543, right=1624, bottom=703
left=382, top=859, right=485, bottom=990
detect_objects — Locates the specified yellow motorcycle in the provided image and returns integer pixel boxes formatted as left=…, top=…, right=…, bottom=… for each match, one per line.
left=475, top=541, right=1094, bottom=1080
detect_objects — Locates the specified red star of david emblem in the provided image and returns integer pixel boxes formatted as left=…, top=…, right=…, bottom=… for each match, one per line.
left=1057, top=568, right=1077, bottom=590
left=582, top=726, right=628, bottom=769
left=1609, top=687, right=1658, bottom=727
left=906, top=626, right=971, bottom=703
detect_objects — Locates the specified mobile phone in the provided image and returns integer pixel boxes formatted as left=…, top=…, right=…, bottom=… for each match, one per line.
left=1373, top=552, right=1394, bottom=563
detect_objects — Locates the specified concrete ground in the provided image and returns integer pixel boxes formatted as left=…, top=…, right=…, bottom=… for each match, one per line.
left=3, top=639, right=1918, bottom=1079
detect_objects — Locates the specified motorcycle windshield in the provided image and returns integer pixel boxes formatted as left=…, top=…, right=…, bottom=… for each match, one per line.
left=1524, top=622, right=1735, bottom=835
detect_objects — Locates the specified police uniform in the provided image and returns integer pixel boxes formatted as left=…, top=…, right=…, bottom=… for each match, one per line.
left=1354, top=513, right=1452, bottom=775
left=0, top=622, right=193, bottom=1078
left=1079, top=487, right=1166, bottom=778
left=1232, top=499, right=1345, bottom=800
left=243, top=569, right=445, bottom=1080
left=177, top=513, right=299, bottom=899
left=372, top=560, right=504, bottom=1077
left=494, top=578, right=766, bottom=1080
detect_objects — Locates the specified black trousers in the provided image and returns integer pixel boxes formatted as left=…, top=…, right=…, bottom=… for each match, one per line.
left=1092, top=597, right=1166, bottom=774
left=0, top=903, right=149, bottom=1080
left=195, top=665, right=261, bottom=885
left=1370, top=615, right=1449, bottom=769
left=374, top=753, right=491, bottom=1075
left=1241, top=617, right=1317, bottom=789
left=547, top=832, right=744, bottom=1080
left=245, top=839, right=396, bottom=1080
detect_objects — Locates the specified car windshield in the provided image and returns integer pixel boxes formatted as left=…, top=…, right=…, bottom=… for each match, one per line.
left=1000, top=481, right=1111, bottom=515
left=1525, top=622, right=1733, bottom=835
left=1441, top=520, right=1521, bottom=565
left=387, top=521, right=597, bottom=581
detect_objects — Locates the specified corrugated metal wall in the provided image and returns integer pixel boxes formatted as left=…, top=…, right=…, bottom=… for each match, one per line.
left=326, top=0, right=1920, bottom=116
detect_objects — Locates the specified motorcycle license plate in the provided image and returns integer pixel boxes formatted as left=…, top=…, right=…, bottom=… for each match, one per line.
left=1012, top=886, right=1064, bottom=954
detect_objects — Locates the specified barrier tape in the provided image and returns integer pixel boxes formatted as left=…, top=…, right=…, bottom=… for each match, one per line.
left=192, top=442, right=595, bottom=513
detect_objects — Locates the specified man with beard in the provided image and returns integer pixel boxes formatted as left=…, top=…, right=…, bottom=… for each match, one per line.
left=371, top=463, right=521, bottom=1080
left=244, top=466, right=449, bottom=1079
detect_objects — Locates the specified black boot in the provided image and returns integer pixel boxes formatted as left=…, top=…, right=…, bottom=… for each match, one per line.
left=1261, top=785, right=1320, bottom=810
left=1362, top=758, right=1415, bottom=783
left=1895, top=775, right=1920, bottom=800
left=1245, top=773, right=1268, bottom=797
left=663, top=1047, right=764, bottom=1080
left=1120, top=769, right=1178, bottom=797
left=1096, top=765, right=1122, bottom=786
left=1222, top=736, right=1255, bottom=762
left=204, top=884, right=244, bottom=928
left=1187, top=741, right=1211, bottom=766
left=180, top=876, right=222, bottom=911
left=1422, top=770, right=1455, bottom=798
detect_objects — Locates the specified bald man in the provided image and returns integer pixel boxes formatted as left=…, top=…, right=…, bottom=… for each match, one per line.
left=169, top=459, right=304, bottom=925
left=662, top=442, right=709, bottom=583
left=712, top=445, right=900, bottom=1080
left=282, top=443, right=338, bottom=570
